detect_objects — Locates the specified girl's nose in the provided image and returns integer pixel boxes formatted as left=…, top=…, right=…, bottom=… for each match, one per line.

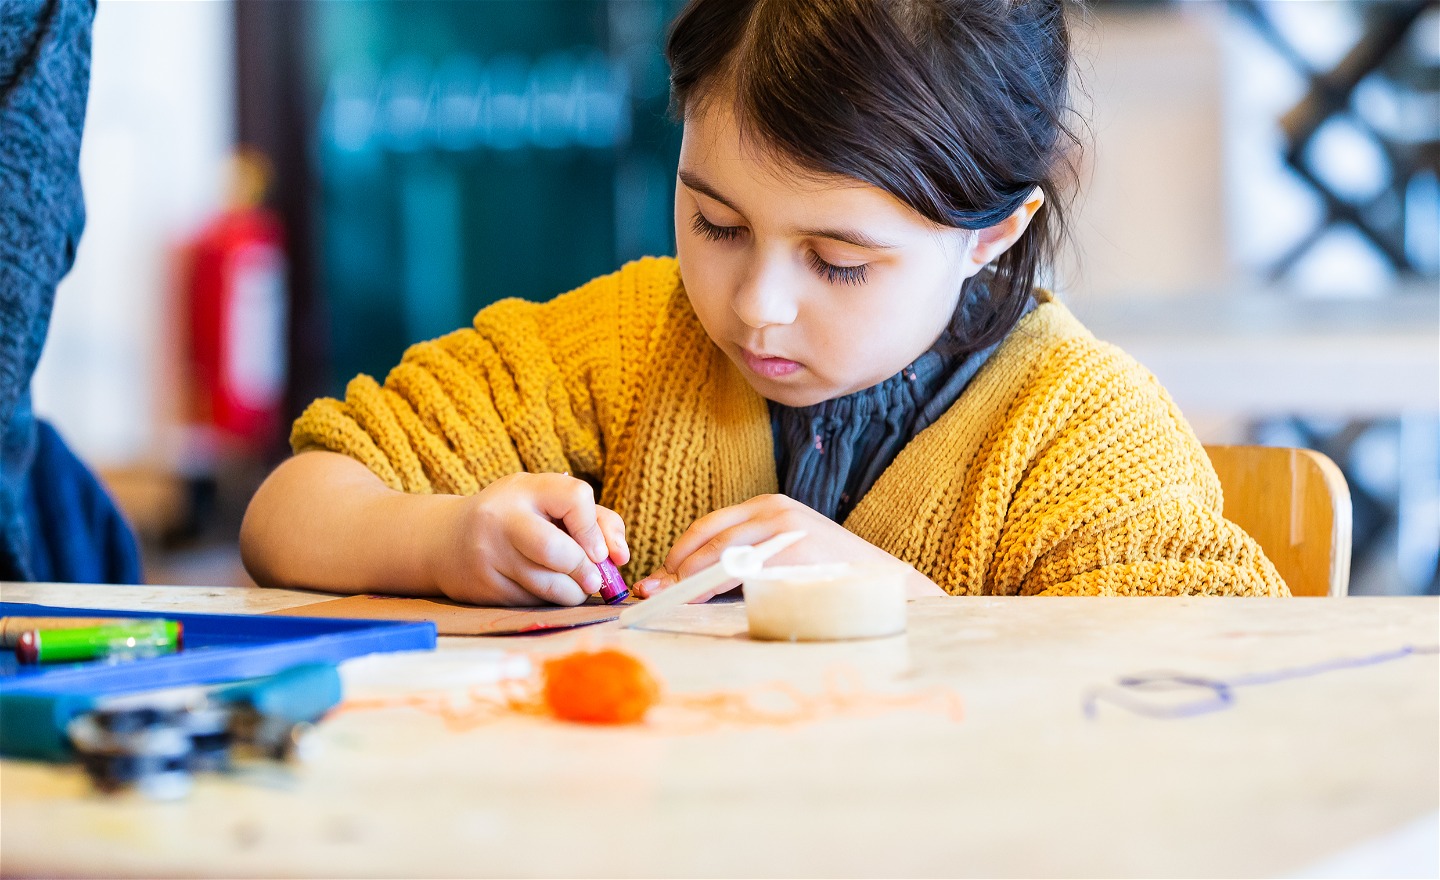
left=732, top=260, right=798, bottom=329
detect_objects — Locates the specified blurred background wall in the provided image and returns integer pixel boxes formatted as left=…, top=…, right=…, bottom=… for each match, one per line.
left=29, top=0, right=1440, bottom=594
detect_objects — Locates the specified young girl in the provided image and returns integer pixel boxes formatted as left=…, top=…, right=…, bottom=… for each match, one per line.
left=241, top=0, right=1288, bottom=604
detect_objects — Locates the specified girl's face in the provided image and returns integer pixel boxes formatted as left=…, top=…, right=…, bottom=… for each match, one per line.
left=675, top=101, right=984, bottom=408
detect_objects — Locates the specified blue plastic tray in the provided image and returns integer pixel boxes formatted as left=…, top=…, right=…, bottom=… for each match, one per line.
left=0, top=601, right=435, bottom=696
left=0, top=601, right=436, bottom=760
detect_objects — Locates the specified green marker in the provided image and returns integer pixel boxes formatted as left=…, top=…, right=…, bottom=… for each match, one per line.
left=14, top=620, right=183, bottom=665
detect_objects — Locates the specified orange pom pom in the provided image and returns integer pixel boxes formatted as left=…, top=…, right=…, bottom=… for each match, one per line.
left=542, top=649, right=660, bottom=724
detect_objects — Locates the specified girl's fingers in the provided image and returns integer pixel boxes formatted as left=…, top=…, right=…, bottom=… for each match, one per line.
left=497, top=553, right=591, bottom=607
left=682, top=577, right=741, bottom=605
left=631, top=571, right=672, bottom=599
left=677, top=520, right=781, bottom=580
left=511, top=513, right=602, bottom=595
left=484, top=570, right=551, bottom=607
left=635, top=516, right=782, bottom=601
left=679, top=520, right=786, bottom=601
left=534, top=474, right=608, bottom=564
left=658, top=500, right=762, bottom=576
left=595, top=506, right=630, bottom=565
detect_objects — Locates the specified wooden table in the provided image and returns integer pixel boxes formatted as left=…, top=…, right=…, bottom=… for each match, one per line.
left=2, top=582, right=1436, bottom=878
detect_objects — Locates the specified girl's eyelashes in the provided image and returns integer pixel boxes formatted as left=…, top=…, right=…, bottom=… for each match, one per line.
left=807, top=251, right=869, bottom=286
left=690, top=211, right=870, bottom=286
left=690, top=212, right=741, bottom=242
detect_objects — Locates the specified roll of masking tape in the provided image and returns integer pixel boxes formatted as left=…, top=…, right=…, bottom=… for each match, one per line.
left=743, top=563, right=907, bottom=641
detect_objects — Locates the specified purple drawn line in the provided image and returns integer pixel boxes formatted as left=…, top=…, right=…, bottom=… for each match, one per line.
left=1084, top=644, right=1439, bottom=721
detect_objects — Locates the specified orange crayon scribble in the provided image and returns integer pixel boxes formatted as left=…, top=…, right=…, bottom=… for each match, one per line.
left=331, top=651, right=964, bottom=734
left=656, top=666, right=965, bottom=733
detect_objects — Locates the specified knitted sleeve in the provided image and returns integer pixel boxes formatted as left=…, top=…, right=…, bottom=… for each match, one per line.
left=964, top=336, right=1290, bottom=597
left=289, top=257, right=681, bottom=495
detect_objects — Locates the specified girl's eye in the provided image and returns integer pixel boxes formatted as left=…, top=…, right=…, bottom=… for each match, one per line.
left=807, top=251, right=869, bottom=286
left=690, top=212, right=742, bottom=243
left=690, top=211, right=868, bottom=285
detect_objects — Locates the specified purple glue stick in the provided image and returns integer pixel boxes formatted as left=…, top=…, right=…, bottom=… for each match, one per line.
left=596, top=558, right=629, bottom=604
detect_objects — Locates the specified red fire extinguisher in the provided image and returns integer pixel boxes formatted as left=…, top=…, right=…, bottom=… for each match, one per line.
left=185, top=149, right=289, bottom=450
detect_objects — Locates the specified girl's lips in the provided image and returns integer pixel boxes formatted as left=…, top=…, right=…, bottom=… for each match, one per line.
left=741, top=348, right=802, bottom=378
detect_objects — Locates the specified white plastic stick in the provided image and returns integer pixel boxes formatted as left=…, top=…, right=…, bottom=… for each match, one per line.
left=618, top=531, right=805, bottom=629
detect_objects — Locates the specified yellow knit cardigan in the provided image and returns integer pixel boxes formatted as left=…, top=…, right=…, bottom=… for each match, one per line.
left=292, top=256, right=1288, bottom=597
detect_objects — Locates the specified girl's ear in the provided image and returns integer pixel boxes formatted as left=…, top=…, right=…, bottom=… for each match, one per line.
left=966, top=187, right=1046, bottom=270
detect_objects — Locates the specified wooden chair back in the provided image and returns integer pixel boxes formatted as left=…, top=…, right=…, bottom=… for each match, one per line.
left=1204, top=445, right=1352, bottom=597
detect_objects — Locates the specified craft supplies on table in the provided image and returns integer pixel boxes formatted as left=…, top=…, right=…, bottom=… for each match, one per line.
left=13, top=619, right=182, bottom=664
left=271, top=593, right=627, bottom=635
left=1, top=583, right=1436, bottom=879
left=0, top=601, right=435, bottom=762
left=339, top=648, right=534, bottom=698
left=596, top=557, right=630, bottom=604
left=542, top=648, right=659, bottom=724
left=614, top=531, right=907, bottom=641
left=619, top=530, right=805, bottom=630
left=64, top=663, right=342, bottom=799
left=744, top=562, right=907, bottom=640
left=0, top=616, right=133, bottom=647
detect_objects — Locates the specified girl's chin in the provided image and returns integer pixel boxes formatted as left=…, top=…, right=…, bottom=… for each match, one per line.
left=751, top=371, right=901, bottom=408
left=745, top=376, right=836, bottom=409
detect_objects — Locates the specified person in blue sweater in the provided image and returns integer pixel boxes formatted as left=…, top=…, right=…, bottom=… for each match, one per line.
left=1, top=0, right=140, bottom=583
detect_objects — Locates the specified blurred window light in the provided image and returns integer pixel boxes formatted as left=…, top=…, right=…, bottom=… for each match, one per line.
left=1224, top=0, right=1436, bottom=288
left=399, top=167, right=463, bottom=342
left=1351, top=73, right=1439, bottom=145
left=309, top=0, right=679, bottom=392
left=324, top=65, right=379, bottom=155
left=1302, top=115, right=1391, bottom=205
left=35, top=0, right=235, bottom=467
left=1224, top=0, right=1439, bottom=596
left=433, top=56, right=486, bottom=152
left=1286, top=223, right=1398, bottom=297
left=528, top=52, right=578, bottom=149
left=1228, top=138, right=1326, bottom=270
left=319, top=50, right=632, bottom=156
left=1407, top=171, right=1439, bottom=273
left=614, top=156, right=673, bottom=260
left=486, top=53, right=530, bottom=152
left=576, top=52, right=631, bottom=149
left=1264, top=0, right=1362, bottom=69
left=377, top=56, right=432, bottom=153
left=1409, top=6, right=1440, bottom=62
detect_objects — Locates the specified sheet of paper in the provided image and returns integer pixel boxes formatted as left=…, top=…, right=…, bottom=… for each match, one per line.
left=269, top=594, right=626, bottom=636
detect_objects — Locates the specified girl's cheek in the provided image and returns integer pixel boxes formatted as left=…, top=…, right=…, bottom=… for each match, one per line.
left=697, top=250, right=740, bottom=301
left=680, top=256, right=731, bottom=327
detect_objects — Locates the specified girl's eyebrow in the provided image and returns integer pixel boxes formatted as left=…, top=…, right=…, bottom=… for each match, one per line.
left=678, top=169, right=740, bottom=212
left=799, top=224, right=898, bottom=251
left=678, top=168, right=898, bottom=251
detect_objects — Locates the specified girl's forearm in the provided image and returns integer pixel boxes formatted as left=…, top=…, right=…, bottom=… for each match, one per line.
left=239, top=451, right=456, bottom=595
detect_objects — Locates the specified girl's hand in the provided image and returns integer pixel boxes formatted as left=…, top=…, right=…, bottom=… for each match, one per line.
left=632, top=494, right=944, bottom=602
left=428, top=472, right=629, bottom=606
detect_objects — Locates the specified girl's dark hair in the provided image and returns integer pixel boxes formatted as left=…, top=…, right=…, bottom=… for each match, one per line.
left=665, top=0, right=1079, bottom=352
